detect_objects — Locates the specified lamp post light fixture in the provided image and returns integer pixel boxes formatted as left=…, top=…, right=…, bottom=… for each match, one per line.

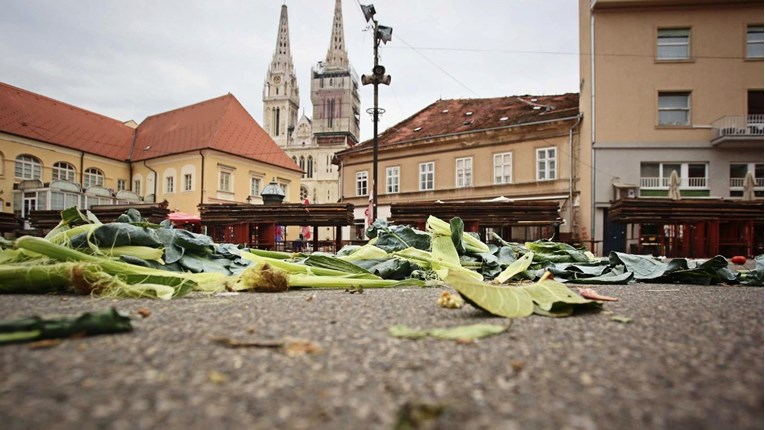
left=360, top=3, right=392, bottom=223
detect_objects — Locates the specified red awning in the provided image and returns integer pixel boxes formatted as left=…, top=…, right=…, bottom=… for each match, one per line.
left=167, top=212, right=201, bottom=223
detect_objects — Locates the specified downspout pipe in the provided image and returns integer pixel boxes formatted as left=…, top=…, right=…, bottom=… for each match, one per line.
left=79, top=151, right=85, bottom=188
left=569, top=113, right=583, bottom=235
left=199, top=150, right=205, bottom=206
left=127, top=127, right=138, bottom=192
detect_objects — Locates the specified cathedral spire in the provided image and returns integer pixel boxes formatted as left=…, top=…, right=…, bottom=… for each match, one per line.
left=324, top=0, right=349, bottom=69
left=270, top=4, right=295, bottom=75
left=263, top=4, right=299, bottom=148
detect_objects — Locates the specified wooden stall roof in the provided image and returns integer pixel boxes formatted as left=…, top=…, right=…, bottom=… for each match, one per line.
left=29, top=203, right=170, bottom=231
left=390, top=201, right=562, bottom=226
left=199, top=203, right=355, bottom=226
left=608, top=198, right=764, bottom=224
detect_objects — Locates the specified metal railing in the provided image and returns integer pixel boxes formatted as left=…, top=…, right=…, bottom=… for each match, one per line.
left=712, top=115, right=764, bottom=139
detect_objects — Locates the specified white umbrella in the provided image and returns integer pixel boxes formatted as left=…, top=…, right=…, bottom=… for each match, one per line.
left=667, top=170, right=681, bottom=200
left=742, top=171, right=757, bottom=201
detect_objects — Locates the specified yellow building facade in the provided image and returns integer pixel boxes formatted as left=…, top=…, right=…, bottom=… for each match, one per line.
left=335, top=94, right=583, bottom=242
left=0, top=82, right=302, bottom=224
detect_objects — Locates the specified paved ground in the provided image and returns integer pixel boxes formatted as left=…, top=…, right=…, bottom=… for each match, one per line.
left=0, top=282, right=762, bottom=430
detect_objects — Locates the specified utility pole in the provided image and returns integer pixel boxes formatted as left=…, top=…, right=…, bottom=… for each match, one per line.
left=360, top=4, right=391, bottom=222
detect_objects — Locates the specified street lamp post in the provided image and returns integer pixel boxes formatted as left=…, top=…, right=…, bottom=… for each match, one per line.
left=360, top=4, right=391, bottom=223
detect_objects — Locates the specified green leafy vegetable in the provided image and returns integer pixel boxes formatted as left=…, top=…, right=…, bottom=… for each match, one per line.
left=494, top=251, right=534, bottom=284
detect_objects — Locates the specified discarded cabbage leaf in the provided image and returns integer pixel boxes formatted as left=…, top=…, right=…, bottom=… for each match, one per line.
left=389, top=323, right=509, bottom=340
left=525, top=279, right=594, bottom=311
left=445, top=269, right=534, bottom=318
left=0, top=307, right=132, bottom=345
left=494, top=251, right=534, bottom=284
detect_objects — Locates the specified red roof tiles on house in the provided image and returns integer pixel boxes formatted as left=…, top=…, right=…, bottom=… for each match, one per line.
left=0, top=82, right=134, bottom=160
left=132, top=94, right=300, bottom=172
left=0, top=82, right=301, bottom=172
left=358, top=93, right=580, bottom=148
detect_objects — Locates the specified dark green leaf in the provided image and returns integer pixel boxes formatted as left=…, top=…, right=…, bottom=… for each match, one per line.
left=449, top=217, right=466, bottom=255
left=91, top=223, right=162, bottom=248
left=0, top=307, right=132, bottom=345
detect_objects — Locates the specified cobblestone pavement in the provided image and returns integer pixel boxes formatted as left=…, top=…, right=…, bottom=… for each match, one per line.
left=0, top=283, right=762, bottom=430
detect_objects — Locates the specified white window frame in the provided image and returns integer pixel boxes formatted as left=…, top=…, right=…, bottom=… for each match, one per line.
left=657, top=28, right=690, bottom=60
left=183, top=173, right=192, bottom=192
left=658, top=92, right=691, bottom=126
left=386, top=166, right=400, bottom=194
left=165, top=176, right=175, bottom=194
left=250, top=177, right=261, bottom=197
left=52, top=162, right=76, bottom=182
left=83, top=168, right=104, bottom=188
left=419, top=162, right=435, bottom=191
left=356, top=171, right=368, bottom=197
left=219, top=170, right=232, bottom=192
left=455, top=157, right=473, bottom=188
left=640, top=162, right=708, bottom=188
left=15, top=155, right=42, bottom=180
left=747, top=25, right=764, bottom=59
left=134, top=180, right=142, bottom=196
left=494, top=152, right=513, bottom=184
left=117, top=179, right=127, bottom=191
left=536, top=148, right=557, bottom=181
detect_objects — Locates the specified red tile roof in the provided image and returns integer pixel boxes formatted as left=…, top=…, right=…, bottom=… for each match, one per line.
left=357, top=93, right=580, bottom=148
left=0, top=82, right=301, bottom=172
left=133, top=94, right=300, bottom=172
left=0, top=82, right=134, bottom=160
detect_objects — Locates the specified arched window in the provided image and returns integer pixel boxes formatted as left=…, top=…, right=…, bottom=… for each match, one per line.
left=299, top=156, right=305, bottom=177
left=52, top=162, right=76, bottom=182
left=15, top=155, right=42, bottom=180
left=306, top=156, right=314, bottom=178
left=84, top=168, right=104, bottom=188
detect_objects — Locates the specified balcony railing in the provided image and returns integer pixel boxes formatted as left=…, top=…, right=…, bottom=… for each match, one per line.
left=729, top=177, right=765, bottom=188
left=712, top=115, right=764, bottom=140
left=640, top=176, right=708, bottom=188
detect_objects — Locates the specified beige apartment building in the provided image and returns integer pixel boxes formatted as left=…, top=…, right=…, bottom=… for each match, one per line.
left=0, top=82, right=302, bottom=227
left=334, top=94, right=582, bottom=242
left=579, top=0, right=763, bottom=255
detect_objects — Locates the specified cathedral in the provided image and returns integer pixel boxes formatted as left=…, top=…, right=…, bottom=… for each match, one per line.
left=262, top=0, right=361, bottom=235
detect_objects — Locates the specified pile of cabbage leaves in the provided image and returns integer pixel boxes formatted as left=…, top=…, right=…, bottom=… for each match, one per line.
left=0, top=207, right=761, bottom=317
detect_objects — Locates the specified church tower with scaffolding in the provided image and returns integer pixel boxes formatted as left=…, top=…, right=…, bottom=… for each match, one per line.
left=310, top=0, right=361, bottom=146
left=262, top=0, right=360, bottom=239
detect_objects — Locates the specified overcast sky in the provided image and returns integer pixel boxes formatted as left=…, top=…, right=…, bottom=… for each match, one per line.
left=0, top=0, right=580, bottom=142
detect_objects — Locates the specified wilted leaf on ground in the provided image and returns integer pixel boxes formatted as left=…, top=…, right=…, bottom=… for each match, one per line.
left=211, top=336, right=322, bottom=356
left=389, top=323, right=509, bottom=341
left=445, top=269, right=534, bottom=318
left=394, top=401, right=446, bottom=430
left=611, top=315, right=633, bottom=323
left=523, top=279, right=593, bottom=311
